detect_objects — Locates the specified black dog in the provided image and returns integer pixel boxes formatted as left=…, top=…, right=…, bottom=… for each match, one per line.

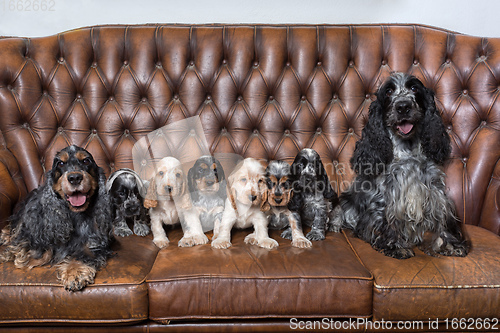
left=288, top=148, right=338, bottom=241
left=187, top=156, right=226, bottom=233
left=107, top=168, right=150, bottom=237
left=330, top=72, right=469, bottom=259
left=0, top=145, right=113, bottom=291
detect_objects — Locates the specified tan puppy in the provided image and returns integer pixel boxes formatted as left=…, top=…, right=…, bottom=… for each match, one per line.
left=144, top=157, right=208, bottom=248
left=211, top=158, right=278, bottom=250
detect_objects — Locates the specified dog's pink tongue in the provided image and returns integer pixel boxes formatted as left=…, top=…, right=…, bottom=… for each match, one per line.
left=397, top=122, right=413, bottom=134
left=68, top=193, right=86, bottom=207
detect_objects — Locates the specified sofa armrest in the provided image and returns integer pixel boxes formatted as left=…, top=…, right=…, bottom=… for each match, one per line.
left=0, top=146, right=27, bottom=228
left=480, top=162, right=500, bottom=235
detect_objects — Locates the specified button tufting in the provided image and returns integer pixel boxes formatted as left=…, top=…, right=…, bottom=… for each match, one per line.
left=317, top=61, right=322, bottom=66
left=124, top=129, right=130, bottom=135
left=284, top=129, right=290, bottom=135
left=316, top=127, right=322, bottom=134
left=269, top=96, right=274, bottom=101
left=237, top=96, right=243, bottom=101
left=301, top=95, right=307, bottom=101
left=413, top=59, right=419, bottom=65
left=92, top=129, right=97, bottom=134
left=349, top=60, right=354, bottom=67
left=221, top=127, right=227, bottom=134
left=253, top=129, right=259, bottom=135
left=253, top=61, right=259, bottom=67
left=206, top=95, right=212, bottom=101
left=142, top=97, right=147, bottom=102
left=348, top=128, right=354, bottom=134
left=463, top=89, right=468, bottom=95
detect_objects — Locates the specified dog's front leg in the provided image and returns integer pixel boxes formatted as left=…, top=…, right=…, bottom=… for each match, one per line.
left=287, top=211, right=311, bottom=248
left=150, top=209, right=170, bottom=249
left=245, top=213, right=278, bottom=249
left=211, top=201, right=236, bottom=249
left=178, top=209, right=208, bottom=247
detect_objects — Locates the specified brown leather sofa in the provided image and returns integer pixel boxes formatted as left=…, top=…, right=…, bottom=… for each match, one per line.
left=0, top=24, right=499, bottom=332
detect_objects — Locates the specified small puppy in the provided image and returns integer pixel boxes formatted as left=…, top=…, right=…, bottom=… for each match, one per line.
left=263, top=160, right=311, bottom=248
left=107, top=168, right=150, bottom=237
left=144, top=157, right=207, bottom=248
left=211, top=158, right=277, bottom=250
left=288, top=148, right=338, bottom=241
left=187, top=156, right=226, bottom=232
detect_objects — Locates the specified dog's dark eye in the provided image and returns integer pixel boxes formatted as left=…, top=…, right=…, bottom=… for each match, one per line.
left=57, top=161, right=65, bottom=168
left=158, top=171, right=164, bottom=176
left=410, top=85, right=418, bottom=93
left=176, top=172, right=181, bottom=178
left=240, top=177, right=247, bottom=183
left=82, top=158, right=91, bottom=165
left=386, top=88, right=394, bottom=96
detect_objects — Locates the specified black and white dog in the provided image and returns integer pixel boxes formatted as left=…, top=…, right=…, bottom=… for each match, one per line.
left=330, top=72, right=470, bottom=259
left=107, top=168, right=150, bottom=237
left=187, top=156, right=226, bottom=233
left=288, top=148, right=338, bottom=241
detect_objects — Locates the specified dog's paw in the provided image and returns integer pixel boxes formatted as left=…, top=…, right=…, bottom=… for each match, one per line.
left=306, top=229, right=325, bottom=241
left=211, top=238, right=232, bottom=249
left=258, top=237, right=279, bottom=250
left=114, top=221, right=133, bottom=237
left=437, top=242, right=470, bottom=257
left=153, top=237, right=170, bottom=249
left=244, top=233, right=258, bottom=246
left=291, top=236, right=312, bottom=248
left=133, top=222, right=151, bottom=237
left=57, top=261, right=96, bottom=292
left=383, top=247, right=415, bottom=259
left=280, top=227, right=292, bottom=240
left=179, top=234, right=209, bottom=247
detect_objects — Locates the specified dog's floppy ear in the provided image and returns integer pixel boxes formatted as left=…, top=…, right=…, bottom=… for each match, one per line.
left=259, top=180, right=270, bottom=212
left=226, top=172, right=238, bottom=211
left=144, top=176, right=158, bottom=209
left=419, top=87, right=451, bottom=165
left=350, top=95, right=393, bottom=178
left=215, top=159, right=227, bottom=199
left=187, top=164, right=200, bottom=201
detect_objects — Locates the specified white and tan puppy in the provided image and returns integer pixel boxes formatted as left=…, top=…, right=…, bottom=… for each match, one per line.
left=144, top=157, right=208, bottom=248
left=211, top=158, right=278, bottom=250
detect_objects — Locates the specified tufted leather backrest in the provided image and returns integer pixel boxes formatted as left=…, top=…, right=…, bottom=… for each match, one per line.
left=0, top=24, right=499, bottom=234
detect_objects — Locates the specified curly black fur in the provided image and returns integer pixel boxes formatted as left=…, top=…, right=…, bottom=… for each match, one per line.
left=107, top=168, right=150, bottom=237
left=287, top=148, right=338, bottom=241
left=0, top=145, right=114, bottom=290
left=330, top=73, right=469, bottom=259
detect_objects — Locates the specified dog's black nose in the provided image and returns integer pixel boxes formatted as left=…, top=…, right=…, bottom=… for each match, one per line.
left=274, top=198, right=283, bottom=204
left=395, top=100, right=412, bottom=115
left=67, top=172, right=83, bottom=185
left=206, top=180, right=215, bottom=187
left=164, top=186, right=173, bottom=193
left=250, top=195, right=257, bottom=202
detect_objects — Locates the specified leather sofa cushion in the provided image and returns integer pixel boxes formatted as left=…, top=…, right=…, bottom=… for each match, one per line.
left=147, top=228, right=372, bottom=322
left=346, top=225, right=500, bottom=321
left=0, top=234, right=158, bottom=325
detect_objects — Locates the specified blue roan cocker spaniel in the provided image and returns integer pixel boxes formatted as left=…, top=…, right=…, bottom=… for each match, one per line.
left=0, top=145, right=114, bottom=291
left=330, top=72, right=470, bottom=259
